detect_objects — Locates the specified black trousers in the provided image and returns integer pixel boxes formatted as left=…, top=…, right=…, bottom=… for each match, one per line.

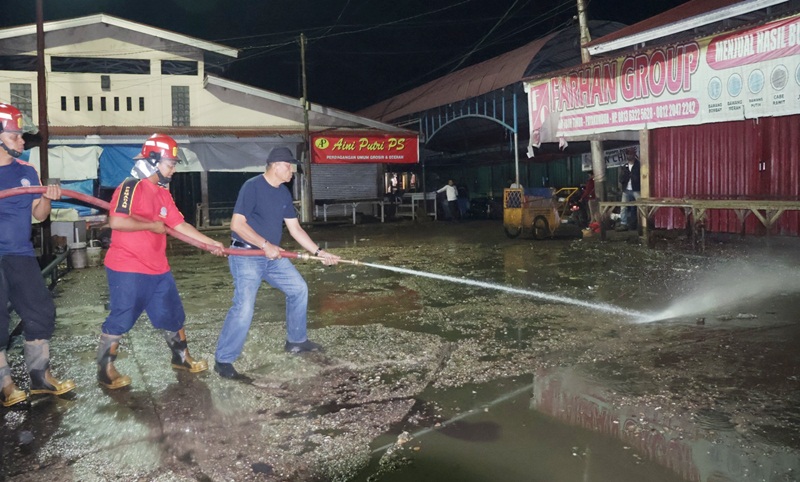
left=0, top=255, right=56, bottom=347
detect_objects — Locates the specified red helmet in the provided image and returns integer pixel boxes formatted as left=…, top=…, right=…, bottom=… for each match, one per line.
left=134, top=133, right=180, bottom=164
left=0, top=103, right=24, bottom=134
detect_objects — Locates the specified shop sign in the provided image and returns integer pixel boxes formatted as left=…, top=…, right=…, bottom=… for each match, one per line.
left=526, top=13, right=800, bottom=143
left=311, top=134, right=419, bottom=164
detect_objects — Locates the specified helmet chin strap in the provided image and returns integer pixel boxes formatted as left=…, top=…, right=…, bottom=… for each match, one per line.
left=0, top=141, right=22, bottom=158
left=156, top=170, right=171, bottom=187
left=146, top=153, right=171, bottom=187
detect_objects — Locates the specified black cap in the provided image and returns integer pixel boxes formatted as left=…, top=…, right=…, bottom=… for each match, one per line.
left=267, top=147, right=300, bottom=165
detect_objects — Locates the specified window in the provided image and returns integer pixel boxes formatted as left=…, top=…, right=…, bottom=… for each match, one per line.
left=51, top=57, right=150, bottom=74
left=74, top=96, right=80, bottom=111
left=9, top=83, right=33, bottom=120
left=161, top=60, right=198, bottom=76
left=101, top=75, right=110, bottom=91
left=0, top=55, right=37, bottom=71
left=100, top=97, right=107, bottom=111
left=126, top=97, right=132, bottom=111
left=139, top=97, right=145, bottom=111
left=113, top=97, right=119, bottom=111
left=171, top=86, right=190, bottom=126
left=60, top=96, right=67, bottom=111
left=87, top=97, right=93, bottom=111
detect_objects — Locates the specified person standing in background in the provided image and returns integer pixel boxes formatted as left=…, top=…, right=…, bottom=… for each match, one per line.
left=437, top=179, right=458, bottom=221
left=616, top=150, right=641, bottom=231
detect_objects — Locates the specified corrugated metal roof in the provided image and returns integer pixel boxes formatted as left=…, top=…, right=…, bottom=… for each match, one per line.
left=358, top=21, right=626, bottom=125
left=205, top=76, right=412, bottom=133
left=357, top=31, right=560, bottom=123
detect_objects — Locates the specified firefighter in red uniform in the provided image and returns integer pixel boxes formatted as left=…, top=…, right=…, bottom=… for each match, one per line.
left=96, top=134, right=225, bottom=389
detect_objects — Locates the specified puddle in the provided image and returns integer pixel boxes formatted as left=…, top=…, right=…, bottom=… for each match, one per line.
left=354, top=377, right=687, bottom=482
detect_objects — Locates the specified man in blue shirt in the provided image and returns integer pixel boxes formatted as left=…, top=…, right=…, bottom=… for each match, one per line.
left=0, top=103, right=75, bottom=407
left=214, top=147, right=340, bottom=379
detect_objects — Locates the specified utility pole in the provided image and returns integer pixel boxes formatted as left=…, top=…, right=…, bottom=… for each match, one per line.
left=298, top=33, right=313, bottom=223
left=577, top=0, right=606, bottom=202
left=36, top=0, right=52, bottom=257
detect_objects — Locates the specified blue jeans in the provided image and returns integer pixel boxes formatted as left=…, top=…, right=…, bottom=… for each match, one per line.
left=619, top=189, right=641, bottom=227
left=215, top=255, right=308, bottom=363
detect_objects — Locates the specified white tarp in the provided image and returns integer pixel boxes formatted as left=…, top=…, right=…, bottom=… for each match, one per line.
left=26, top=145, right=102, bottom=180
left=526, top=13, right=800, bottom=144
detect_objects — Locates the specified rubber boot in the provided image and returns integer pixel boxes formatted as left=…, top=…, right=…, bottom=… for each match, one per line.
left=97, top=334, right=131, bottom=389
left=164, top=328, right=208, bottom=373
left=25, top=340, right=76, bottom=396
left=0, top=350, right=27, bottom=407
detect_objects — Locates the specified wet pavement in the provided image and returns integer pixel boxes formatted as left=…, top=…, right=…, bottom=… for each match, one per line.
left=2, top=219, right=799, bottom=481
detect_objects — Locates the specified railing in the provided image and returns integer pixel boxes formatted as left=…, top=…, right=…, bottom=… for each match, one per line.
left=195, top=202, right=235, bottom=228
left=599, top=197, right=800, bottom=250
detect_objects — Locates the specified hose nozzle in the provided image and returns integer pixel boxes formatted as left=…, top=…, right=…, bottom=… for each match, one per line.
left=279, top=250, right=360, bottom=265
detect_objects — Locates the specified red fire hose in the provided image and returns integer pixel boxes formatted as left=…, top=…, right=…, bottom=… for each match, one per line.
left=0, top=186, right=319, bottom=261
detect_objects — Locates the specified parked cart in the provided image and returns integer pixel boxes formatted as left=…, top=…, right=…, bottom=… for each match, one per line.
left=503, top=187, right=581, bottom=240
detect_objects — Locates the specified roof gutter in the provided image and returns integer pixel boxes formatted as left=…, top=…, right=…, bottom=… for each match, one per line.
left=587, top=0, right=787, bottom=55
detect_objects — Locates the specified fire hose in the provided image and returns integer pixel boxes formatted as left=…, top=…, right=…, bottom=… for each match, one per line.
left=0, top=186, right=360, bottom=265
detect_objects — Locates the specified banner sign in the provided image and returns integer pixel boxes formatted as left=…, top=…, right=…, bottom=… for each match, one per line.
left=311, top=134, right=419, bottom=164
left=581, top=145, right=639, bottom=171
left=525, top=13, right=800, bottom=144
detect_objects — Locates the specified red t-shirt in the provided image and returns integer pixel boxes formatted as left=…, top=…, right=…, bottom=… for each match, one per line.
left=104, top=178, right=185, bottom=275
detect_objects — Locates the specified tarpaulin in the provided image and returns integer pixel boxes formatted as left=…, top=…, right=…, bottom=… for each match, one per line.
left=98, top=145, right=140, bottom=188
left=187, top=142, right=293, bottom=172
left=25, top=146, right=102, bottom=181
left=53, top=179, right=97, bottom=216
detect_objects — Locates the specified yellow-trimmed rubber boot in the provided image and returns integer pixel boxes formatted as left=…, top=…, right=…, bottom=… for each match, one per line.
left=25, top=340, right=76, bottom=396
left=165, top=328, right=208, bottom=373
left=0, top=350, right=27, bottom=407
left=1, top=381, right=27, bottom=407
left=29, top=368, right=77, bottom=396
left=97, top=334, right=132, bottom=389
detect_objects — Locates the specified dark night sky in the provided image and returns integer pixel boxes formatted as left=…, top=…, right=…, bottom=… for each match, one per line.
left=2, top=0, right=690, bottom=112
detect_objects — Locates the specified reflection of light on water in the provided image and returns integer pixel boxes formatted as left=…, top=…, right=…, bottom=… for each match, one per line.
left=371, top=382, right=534, bottom=454
left=362, top=263, right=646, bottom=318
left=637, top=261, right=800, bottom=324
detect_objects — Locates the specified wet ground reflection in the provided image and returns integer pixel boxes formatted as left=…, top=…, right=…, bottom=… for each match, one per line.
left=2, top=220, right=799, bottom=480
left=356, top=377, right=686, bottom=482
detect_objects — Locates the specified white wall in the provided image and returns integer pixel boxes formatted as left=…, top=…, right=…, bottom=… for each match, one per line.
left=1, top=27, right=300, bottom=128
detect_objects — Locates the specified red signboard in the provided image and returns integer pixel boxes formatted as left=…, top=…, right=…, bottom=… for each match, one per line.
left=311, top=134, right=419, bottom=164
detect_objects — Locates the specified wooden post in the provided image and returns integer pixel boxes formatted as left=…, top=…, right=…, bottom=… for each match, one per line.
left=639, top=128, right=650, bottom=240
left=577, top=0, right=606, bottom=202
left=299, top=33, right=313, bottom=223
left=36, top=0, right=52, bottom=257
left=200, top=170, right=209, bottom=227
